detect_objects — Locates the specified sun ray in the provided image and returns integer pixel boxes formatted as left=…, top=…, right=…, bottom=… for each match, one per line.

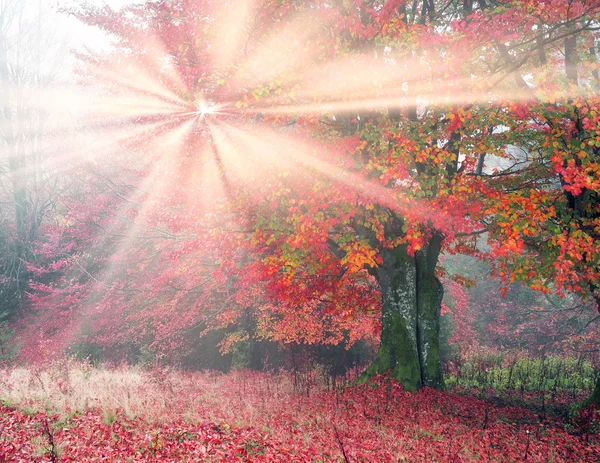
left=245, top=51, right=600, bottom=116
left=130, top=33, right=192, bottom=98
left=250, top=86, right=532, bottom=117
left=210, top=0, right=256, bottom=72
left=232, top=11, right=328, bottom=89
left=82, top=60, right=188, bottom=106
left=209, top=120, right=451, bottom=230
left=45, top=116, right=201, bottom=355
left=0, top=118, right=178, bottom=180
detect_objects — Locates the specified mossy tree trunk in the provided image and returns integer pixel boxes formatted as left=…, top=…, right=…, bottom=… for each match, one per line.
left=364, top=234, right=444, bottom=391
left=586, top=375, right=600, bottom=408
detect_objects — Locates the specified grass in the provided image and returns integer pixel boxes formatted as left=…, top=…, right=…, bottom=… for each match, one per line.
left=0, top=359, right=598, bottom=462
left=0, top=359, right=300, bottom=426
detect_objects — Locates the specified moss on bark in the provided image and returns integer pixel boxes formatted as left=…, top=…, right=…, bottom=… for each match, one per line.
left=585, top=375, right=600, bottom=408
left=362, top=246, right=421, bottom=390
left=415, top=236, right=444, bottom=389
left=363, top=238, right=445, bottom=391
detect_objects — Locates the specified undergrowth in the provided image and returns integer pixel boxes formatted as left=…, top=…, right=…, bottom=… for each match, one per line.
left=0, top=359, right=598, bottom=462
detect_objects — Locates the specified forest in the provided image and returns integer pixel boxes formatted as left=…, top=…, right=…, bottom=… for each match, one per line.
left=0, top=0, right=599, bottom=461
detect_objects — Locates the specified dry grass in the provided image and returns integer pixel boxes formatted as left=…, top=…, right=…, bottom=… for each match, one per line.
left=1, top=360, right=598, bottom=462
left=0, top=359, right=300, bottom=426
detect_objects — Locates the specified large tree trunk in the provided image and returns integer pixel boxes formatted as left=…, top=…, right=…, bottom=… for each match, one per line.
left=363, top=235, right=444, bottom=391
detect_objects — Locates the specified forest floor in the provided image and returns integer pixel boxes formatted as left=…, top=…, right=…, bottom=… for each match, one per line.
left=0, top=363, right=598, bottom=462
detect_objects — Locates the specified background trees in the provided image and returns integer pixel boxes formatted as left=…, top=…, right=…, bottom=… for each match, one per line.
left=0, top=0, right=72, bottom=316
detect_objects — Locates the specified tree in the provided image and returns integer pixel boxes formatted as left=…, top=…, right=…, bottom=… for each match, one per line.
left=52, top=0, right=600, bottom=392
left=0, top=310, right=19, bottom=365
left=0, top=0, right=71, bottom=316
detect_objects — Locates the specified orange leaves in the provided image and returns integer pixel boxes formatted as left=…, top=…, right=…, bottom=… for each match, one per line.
left=414, top=146, right=456, bottom=166
left=495, top=235, right=525, bottom=258
left=405, top=227, right=426, bottom=255
left=218, top=330, right=250, bottom=354
left=340, top=240, right=380, bottom=273
left=381, top=224, right=426, bottom=256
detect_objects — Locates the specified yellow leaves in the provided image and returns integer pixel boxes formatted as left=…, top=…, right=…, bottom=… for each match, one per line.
left=235, top=99, right=249, bottom=109
left=521, top=225, right=534, bottom=237
left=341, top=240, right=379, bottom=273
left=218, top=330, right=250, bottom=354
left=147, top=431, right=164, bottom=451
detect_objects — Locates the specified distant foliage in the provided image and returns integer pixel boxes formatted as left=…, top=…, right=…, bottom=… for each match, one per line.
left=448, top=351, right=597, bottom=394
left=442, top=254, right=599, bottom=372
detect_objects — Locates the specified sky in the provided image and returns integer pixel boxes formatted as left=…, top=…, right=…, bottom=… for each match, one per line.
left=10, top=0, right=142, bottom=123
left=59, top=0, right=137, bottom=54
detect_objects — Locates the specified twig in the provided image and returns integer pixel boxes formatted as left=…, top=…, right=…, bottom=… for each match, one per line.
left=41, top=418, right=58, bottom=463
left=332, top=423, right=351, bottom=463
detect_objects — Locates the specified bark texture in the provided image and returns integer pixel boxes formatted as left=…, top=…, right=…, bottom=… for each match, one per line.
left=364, top=237, right=444, bottom=391
left=586, top=375, right=600, bottom=408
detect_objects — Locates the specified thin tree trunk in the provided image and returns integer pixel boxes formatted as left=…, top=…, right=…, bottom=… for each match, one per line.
left=537, top=32, right=547, bottom=65
left=565, top=33, right=578, bottom=86
left=585, top=374, right=600, bottom=407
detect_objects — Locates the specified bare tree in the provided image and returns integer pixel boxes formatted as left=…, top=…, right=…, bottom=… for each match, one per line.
left=0, top=0, right=69, bottom=313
